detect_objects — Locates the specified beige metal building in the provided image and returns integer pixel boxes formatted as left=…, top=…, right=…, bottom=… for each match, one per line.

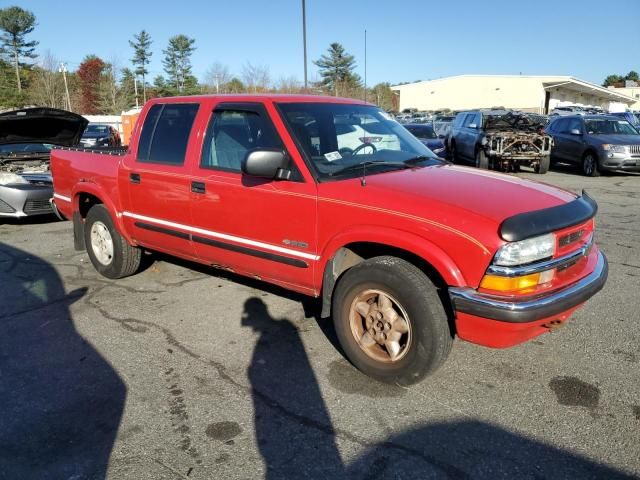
left=607, top=85, right=640, bottom=110
left=391, top=75, right=637, bottom=114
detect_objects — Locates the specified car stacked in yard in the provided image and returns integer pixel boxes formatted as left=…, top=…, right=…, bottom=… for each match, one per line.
left=448, top=110, right=552, bottom=173
left=0, top=107, right=87, bottom=218
left=51, top=95, right=607, bottom=385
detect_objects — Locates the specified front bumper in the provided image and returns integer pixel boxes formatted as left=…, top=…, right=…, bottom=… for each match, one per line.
left=600, top=153, right=640, bottom=172
left=0, top=183, right=54, bottom=217
left=449, top=251, right=608, bottom=324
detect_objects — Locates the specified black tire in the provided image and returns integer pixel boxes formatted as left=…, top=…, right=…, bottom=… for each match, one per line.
left=535, top=155, right=550, bottom=174
left=332, top=256, right=453, bottom=386
left=582, top=151, right=600, bottom=177
left=84, top=204, right=141, bottom=279
left=475, top=149, right=489, bottom=169
left=449, top=142, right=458, bottom=163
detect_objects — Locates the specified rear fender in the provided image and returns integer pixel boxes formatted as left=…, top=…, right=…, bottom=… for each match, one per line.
left=71, top=182, right=134, bottom=245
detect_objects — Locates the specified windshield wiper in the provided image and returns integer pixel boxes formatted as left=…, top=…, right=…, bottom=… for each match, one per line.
left=403, top=154, right=434, bottom=165
left=329, top=160, right=410, bottom=177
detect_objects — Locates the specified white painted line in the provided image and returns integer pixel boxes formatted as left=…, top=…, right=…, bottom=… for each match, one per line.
left=122, top=211, right=320, bottom=261
left=53, top=193, right=71, bottom=202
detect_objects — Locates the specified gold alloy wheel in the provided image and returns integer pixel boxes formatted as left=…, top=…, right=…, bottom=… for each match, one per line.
left=349, top=289, right=412, bottom=363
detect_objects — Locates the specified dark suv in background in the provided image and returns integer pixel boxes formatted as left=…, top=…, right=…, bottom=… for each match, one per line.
left=545, top=115, right=640, bottom=176
left=79, top=124, right=121, bottom=147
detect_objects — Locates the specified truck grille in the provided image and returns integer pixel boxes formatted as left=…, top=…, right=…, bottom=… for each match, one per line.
left=0, top=198, right=16, bottom=213
left=629, top=145, right=640, bottom=155
left=23, top=199, right=53, bottom=214
left=559, top=229, right=585, bottom=248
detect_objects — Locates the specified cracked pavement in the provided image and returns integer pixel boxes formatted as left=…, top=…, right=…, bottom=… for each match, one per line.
left=0, top=168, right=639, bottom=479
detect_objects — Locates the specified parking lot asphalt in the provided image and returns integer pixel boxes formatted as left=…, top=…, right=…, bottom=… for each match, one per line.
left=1, top=167, right=639, bottom=480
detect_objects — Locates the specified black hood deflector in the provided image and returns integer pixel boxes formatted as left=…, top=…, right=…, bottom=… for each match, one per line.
left=500, top=190, right=597, bottom=242
left=0, top=107, right=88, bottom=146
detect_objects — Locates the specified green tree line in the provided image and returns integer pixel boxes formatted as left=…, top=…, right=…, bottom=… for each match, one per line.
left=0, top=5, right=395, bottom=113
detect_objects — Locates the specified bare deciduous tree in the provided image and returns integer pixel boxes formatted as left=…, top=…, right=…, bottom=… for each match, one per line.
left=28, top=51, right=65, bottom=108
left=242, top=62, right=270, bottom=93
left=276, top=75, right=302, bottom=94
left=204, top=61, right=232, bottom=93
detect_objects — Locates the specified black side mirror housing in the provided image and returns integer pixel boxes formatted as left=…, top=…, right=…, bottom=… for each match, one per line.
left=242, top=149, right=290, bottom=180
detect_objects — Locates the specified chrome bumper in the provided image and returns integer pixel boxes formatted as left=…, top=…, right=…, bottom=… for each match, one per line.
left=449, top=251, right=608, bottom=323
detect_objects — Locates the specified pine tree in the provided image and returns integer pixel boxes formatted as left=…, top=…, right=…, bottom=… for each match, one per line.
left=129, top=30, right=152, bottom=103
left=162, top=35, right=196, bottom=93
left=314, top=42, right=360, bottom=96
left=0, top=6, right=38, bottom=93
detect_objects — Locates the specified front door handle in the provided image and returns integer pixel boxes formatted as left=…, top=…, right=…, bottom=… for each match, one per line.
left=191, top=181, right=206, bottom=194
left=130, top=173, right=141, bottom=184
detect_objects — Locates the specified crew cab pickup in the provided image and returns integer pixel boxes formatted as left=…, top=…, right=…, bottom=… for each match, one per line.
left=51, top=95, right=608, bottom=385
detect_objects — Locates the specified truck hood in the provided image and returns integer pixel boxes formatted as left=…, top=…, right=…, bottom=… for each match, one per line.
left=0, top=108, right=88, bottom=147
left=361, top=164, right=575, bottom=223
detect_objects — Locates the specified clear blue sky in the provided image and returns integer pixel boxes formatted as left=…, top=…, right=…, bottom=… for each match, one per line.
left=16, top=0, right=640, bottom=86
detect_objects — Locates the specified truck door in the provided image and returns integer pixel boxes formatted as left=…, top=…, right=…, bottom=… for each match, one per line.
left=188, top=102, right=318, bottom=294
left=119, top=102, right=200, bottom=259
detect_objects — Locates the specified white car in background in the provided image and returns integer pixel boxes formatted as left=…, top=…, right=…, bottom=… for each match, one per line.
left=335, top=115, right=401, bottom=153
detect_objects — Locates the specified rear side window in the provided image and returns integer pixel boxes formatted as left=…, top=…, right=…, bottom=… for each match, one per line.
left=137, top=103, right=199, bottom=165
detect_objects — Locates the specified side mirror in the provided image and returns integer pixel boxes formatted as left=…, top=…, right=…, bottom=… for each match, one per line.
left=570, top=128, right=582, bottom=135
left=242, top=148, right=290, bottom=180
left=468, top=123, right=478, bottom=129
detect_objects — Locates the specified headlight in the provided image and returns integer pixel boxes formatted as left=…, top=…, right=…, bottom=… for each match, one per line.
left=602, top=144, right=627, bottom=153
left=0, top=173, right=28, bottom=185
left=494, top=233, right=555, bottom=266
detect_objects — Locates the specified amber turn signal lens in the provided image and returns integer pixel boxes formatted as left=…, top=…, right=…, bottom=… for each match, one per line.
left=480, top=270, right=554, bottom=293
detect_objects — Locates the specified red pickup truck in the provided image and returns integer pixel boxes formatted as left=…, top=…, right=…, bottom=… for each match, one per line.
left=51, top=95, right=607, bottom=385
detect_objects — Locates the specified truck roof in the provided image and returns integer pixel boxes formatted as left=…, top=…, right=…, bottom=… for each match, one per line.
left=145, top=94, right=371, bottom=106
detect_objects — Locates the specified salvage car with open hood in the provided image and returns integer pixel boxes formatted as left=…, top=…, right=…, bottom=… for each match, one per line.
left=0, top=107, right=87, bottom=218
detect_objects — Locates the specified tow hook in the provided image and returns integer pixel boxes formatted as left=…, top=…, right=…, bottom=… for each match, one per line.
left=542, top=319, right=564, bottom=331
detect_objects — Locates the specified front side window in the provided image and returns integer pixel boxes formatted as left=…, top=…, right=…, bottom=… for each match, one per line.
left=463, top=113, right=478, bottom=127
left=567, top=118, right=582, bottom=133
left=201, top=108, right=283, bottom=172
left=584, top=119, right=639, bottom=135
left=137, top=103, right=199, bottom=165
left=278, top=102, right=441, bottom=181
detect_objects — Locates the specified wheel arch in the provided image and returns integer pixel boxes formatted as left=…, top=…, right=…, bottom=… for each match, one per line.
left=318, top=229, right=466, bottom=319
left=71, top=183, right=133, bottom=250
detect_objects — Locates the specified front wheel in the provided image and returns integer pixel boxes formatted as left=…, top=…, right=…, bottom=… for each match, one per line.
left=582, top=152, right=600, bottom=177
left=332, top=256, right=453, bottom=385
left=535, top=155, right=550, bottom=174
left=475, top=149, right=489, bottom=169
left=84, top=204, right=142, bottom=279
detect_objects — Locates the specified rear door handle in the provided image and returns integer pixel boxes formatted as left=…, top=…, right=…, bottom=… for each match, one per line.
left=191, top=181, right=206, bottom=194
left=130, top=173, right=141, bottom=184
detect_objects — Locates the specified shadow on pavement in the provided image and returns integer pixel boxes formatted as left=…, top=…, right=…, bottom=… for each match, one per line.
left=242, top=296, right=635, bottom=480
left=0, top=242, right=125, bottom=479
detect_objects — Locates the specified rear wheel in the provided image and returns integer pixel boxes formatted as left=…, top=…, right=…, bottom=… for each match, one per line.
left=475, top=149, right=489, bottom=169
left=535, top=155, right=550, bottom=174
left=332, top=256, right=453, bottom=385
left=582, top=152, right=600, bottom=177
left=84, top=204, right=141, bottom=279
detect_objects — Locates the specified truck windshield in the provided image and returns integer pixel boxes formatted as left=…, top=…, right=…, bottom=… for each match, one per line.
left=277, top=103, right=441, bottom=180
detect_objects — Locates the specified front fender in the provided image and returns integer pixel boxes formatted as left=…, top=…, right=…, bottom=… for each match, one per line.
left=316, top=225, right=467, bottom=289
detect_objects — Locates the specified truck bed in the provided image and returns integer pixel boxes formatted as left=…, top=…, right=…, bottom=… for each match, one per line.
left=50, top=146, right=126, bottom=219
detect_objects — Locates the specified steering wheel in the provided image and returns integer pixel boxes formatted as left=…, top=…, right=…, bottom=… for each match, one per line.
left=351, top=142, right=378, bottom=155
